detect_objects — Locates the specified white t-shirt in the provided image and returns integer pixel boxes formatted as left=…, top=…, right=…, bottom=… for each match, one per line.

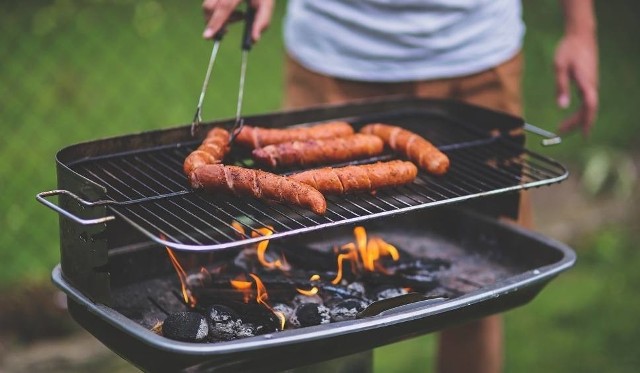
left=284, top=0, right=525, bottom=82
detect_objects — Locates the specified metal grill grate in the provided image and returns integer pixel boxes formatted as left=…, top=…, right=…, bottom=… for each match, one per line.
left=66, top=111, right=567, bottom=251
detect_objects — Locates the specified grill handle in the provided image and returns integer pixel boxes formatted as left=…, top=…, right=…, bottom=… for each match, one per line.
left=524, top=123, right=562, bottom=146
left=36, top=190, right=116, bottom=225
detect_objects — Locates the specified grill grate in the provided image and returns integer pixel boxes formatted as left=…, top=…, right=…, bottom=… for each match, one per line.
left=68, top=111, right=567, bottom=251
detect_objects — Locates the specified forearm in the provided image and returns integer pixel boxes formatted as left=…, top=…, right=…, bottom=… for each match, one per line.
left=560, top=0, right=596, bottom=37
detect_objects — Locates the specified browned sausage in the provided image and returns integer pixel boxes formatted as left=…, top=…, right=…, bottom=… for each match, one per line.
left=189, top=164, right=327, bottom=215
left=183, top=127, right=231, bottom=175
left=252, top=134, right=384, bottom=168
left=360, top=123, right=449, bottom=175
left=235, top=121, right=355, bottom=149
left=289, top=160, right=418, bottom=195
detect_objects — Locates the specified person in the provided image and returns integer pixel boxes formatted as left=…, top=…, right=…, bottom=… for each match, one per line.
left=201, top=1, right=599, bottom=372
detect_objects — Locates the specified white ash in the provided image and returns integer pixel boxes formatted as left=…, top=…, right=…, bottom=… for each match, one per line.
left=272, top=303, right=294, bottom=321
left=375, top=287, right=408, bottom=301
left=162, top=312, right=209, bottom=342
left=330, top=299, right=368, bottom=322
left=289, top=303, right=331, bottom=328
left=292, top=294, right=323, bottom=307
left=347, top=282, right=366, bottom=297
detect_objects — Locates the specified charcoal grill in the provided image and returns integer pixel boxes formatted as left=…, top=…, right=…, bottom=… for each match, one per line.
left=39, top=97, right=575, bottom=372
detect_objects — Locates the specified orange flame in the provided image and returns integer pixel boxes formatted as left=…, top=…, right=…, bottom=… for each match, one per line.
left=230, top=275, right=253, bottom=303
left=249, top=274, right=286, bottom=330
left=297, top=274, right=320, bottom=296
left=165, top=247, right=197, bottom=307
left=232, top=221, right=287, bottom=270
left=331, top=226, right=400, bottom=284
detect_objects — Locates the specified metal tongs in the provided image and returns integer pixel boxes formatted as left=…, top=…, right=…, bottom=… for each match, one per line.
left=190, top=1, right=256, bottom=139
left=229, top=2, right=256, bottom=145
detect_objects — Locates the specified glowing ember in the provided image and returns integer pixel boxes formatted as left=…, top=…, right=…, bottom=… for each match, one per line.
left=165, top=247, right=197, bottom=307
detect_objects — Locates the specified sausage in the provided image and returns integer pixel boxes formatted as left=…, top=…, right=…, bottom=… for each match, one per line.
left=289, top=160, right=418, bottom=195
left=235, top=121, right=355, bottom=149
left=183, top=127, right=231, bottom=175
left=189, top=164, right=327, bottom=215
left=360, top=123, right=450, bottom=175
left=252, top=134, right=384, bottom=168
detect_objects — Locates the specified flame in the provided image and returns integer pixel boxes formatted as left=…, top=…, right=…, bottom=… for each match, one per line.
left=230, top=275, right=253, bottom=303
left=231, top=221, right=287, bottom=270
left=331, top=226, right=400, bottom=284
left=251, top=227, right=284, bottom=269
left=297, top=274, right=320, bottom=296
left=165, top=247, right=197, bottom=307
left=249, top=274, right=286, bottom=330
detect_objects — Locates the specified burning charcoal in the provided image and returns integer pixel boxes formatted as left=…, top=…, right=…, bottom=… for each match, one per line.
left=289, top=303, right=331, bottom=328
left=273, top=303, right=294, bottom=323
left=162, top=312, right=209, bottom=342
left=372, top=285, right=408, bottom=301
left=240, top=304, right=280, bottom=334
left=292, top=293, right=323, bottom=307
left=206, top=304, right=247, bottom=341
left=347, top=282, right=366, bottom=297
left=321, top=283, right=369, bottom=302
left=330, top=299, right=368, bottom=322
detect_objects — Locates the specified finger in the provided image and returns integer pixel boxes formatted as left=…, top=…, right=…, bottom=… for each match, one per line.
left=251, top=0, right=274, bottom=42
left=203, top=0, right=239, bottom=39
left=575, top=78, right=599, bottom=137
left=554, top=60, right=571, bottom=109
left=558, top=110, right=583, bottom=135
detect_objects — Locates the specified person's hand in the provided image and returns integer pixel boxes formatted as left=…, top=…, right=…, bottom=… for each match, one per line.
left=202, top=0, right=274, bottom=42
left=554, top=31, right=599, bottom=137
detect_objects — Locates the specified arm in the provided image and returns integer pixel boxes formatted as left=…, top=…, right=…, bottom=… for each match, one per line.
left=202, top=0, right=275, bottom=42
left=555, top=0, right=599, bottom=136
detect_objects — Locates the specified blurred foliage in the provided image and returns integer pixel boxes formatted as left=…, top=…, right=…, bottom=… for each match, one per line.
left=1, top=0, right=639, bottom=371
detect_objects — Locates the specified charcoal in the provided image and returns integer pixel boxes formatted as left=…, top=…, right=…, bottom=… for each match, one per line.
left=206, top=304, right=245, bottom=341
left=272, top=303, right=294, bottom=322
left=162, top=312, right=209, bottom=342
left=371, top=285, right=408, bottom=301
left=329, top=299, right=369, bottom=322
left=347, top=282, right=366, bottom=297
left=389, top=257, right=451, bottom=273
left=320, top=284, right=368, bottom=302
left=289, top=303, right=331, bottom=328
left=239, top=304, right=280, bottom=334
left=292, top=293, right=323, bottom=307
left=209, top=319, right=257, bottom=341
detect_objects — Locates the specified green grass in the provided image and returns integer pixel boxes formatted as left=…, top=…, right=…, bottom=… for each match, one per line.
left=2, top=1, right=639, bottom=372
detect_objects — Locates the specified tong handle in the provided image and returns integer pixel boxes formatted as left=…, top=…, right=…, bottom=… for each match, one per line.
left=36, top=190, right=116, bottom=225
left=241, top=0, right=256, bottom=51
left=524, top=122, right=562, bottom=146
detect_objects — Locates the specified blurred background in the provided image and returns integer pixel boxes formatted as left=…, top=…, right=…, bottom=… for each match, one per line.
left=1, top=0, right=639, bottom=372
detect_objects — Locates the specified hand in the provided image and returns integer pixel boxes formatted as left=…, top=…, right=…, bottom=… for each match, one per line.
left=202, top=0, right=274, bottom=42
left=554, top=32, right=599, bottom=137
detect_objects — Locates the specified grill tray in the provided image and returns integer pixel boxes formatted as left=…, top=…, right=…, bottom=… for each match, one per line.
left=42, top=98, right=567, bottom=251
left=52, top=207, right=576, bottom=372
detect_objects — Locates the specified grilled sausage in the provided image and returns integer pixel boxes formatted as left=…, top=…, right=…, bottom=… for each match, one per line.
left=183, top=127, right=231, bottom=175
left=289, top=160, right=418, bottom=195
left=235, top=121, right=355, bottom=149
left=360, top=123, right=450, bottom=175
left=189, top=164, right=327, bottom=215
left=252, top=134, right=384, bottom=169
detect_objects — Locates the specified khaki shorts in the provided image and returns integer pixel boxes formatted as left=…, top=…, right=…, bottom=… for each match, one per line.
left=283, top=52, right=523, bottom=117
left=282, top=52, right=531, bottom=227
